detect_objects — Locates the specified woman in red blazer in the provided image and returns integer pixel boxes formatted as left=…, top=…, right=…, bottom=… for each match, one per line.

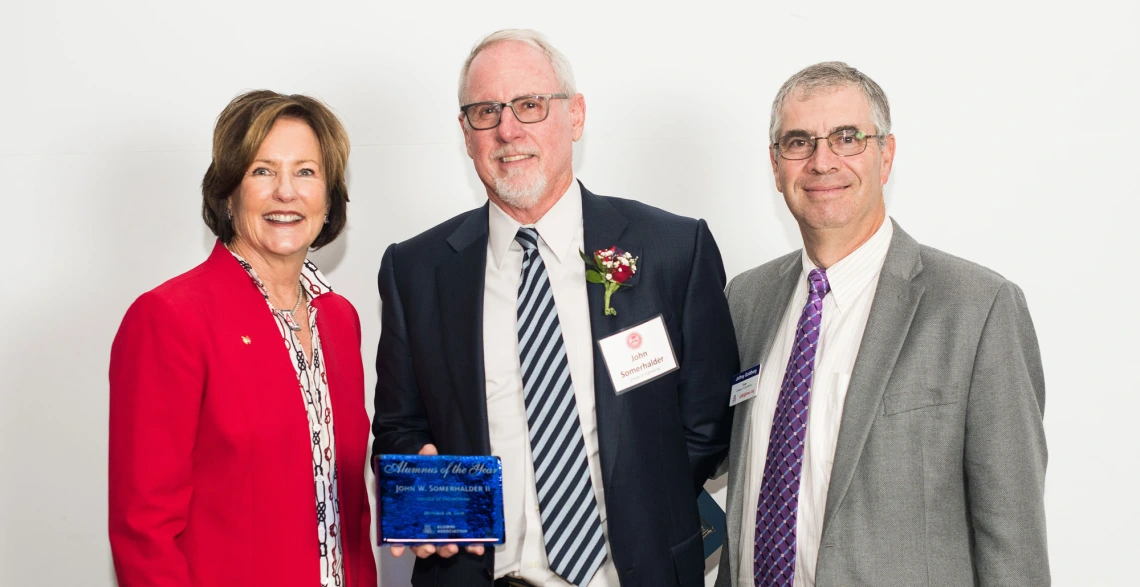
left=109, top=90, right=377, bottom=587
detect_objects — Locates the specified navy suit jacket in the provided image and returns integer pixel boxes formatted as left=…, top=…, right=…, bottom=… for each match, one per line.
left=372, top=183, right=739, bottom=587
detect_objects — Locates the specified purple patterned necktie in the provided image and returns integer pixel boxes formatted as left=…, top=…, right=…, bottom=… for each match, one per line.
left=754, top=268, right=831, bottom=587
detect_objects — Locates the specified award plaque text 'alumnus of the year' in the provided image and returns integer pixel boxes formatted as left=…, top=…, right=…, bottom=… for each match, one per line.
left=375, top=454, right=505, bottom=544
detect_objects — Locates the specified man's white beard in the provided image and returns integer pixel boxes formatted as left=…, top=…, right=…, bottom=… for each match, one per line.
left=493, top=168, right=547, bottom=210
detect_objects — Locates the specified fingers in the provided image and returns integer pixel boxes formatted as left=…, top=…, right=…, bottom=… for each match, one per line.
left=389, top=542, right=480, bottom=559
left=412, top=544, right=458, bottom=558
left=418, top=443, right=439, bottom=456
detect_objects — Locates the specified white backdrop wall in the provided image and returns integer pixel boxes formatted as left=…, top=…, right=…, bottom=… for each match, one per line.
left=3, top=1, right=1138, bottom=585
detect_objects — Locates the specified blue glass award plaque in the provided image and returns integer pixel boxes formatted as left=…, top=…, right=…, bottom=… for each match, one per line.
left=375, top=454, right=505, bottom=544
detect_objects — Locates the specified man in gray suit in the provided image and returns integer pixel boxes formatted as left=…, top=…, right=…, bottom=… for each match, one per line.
left=715, top=62, right=1049, bottom=587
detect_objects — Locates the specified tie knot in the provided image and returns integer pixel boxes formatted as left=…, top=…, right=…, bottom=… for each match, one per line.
left=515, top=227, right=540, bottom=252
left=808, top=268, right=830, bottom=296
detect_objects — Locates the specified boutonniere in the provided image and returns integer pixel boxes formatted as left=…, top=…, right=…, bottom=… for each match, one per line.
left=579, top=246, right=639, bottom=316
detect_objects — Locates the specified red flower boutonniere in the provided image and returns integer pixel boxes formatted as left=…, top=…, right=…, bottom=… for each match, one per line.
left=580, top=246, right=639, bottom=316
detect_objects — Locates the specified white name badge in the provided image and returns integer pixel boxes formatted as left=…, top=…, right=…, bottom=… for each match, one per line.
left=596, top=315, right=680, bottom=395
left=729, top=364, right=762, bottom=406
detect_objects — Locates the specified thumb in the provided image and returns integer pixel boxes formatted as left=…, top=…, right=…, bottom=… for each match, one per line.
left=418, top=443, right=439, bottom=456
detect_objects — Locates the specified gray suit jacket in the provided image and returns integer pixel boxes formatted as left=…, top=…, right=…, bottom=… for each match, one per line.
left=715, top=221, right=1049, bottom=587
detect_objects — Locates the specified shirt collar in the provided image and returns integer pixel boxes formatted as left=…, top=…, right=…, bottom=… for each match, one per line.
left=799, top=217, right=893, bottom=313
left=227, top=249, right=334, bottom=302
left=488, top=178, right=582, bottom=269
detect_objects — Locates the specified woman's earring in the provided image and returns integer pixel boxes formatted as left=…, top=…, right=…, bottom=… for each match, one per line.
left=226, top=209, right=232, bottom=220
left=324, top=214, right=329, bottom=225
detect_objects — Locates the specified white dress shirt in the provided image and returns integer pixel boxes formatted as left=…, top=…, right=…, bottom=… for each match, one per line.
left=738, top=219, right=893, bottom=587
left=483, top=179, right=620, bottom=587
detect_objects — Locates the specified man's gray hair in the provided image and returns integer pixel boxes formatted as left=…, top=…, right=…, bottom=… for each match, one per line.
left=458, top=29, right=577, bottom=105
left=769, top=61, right=891, bottom=145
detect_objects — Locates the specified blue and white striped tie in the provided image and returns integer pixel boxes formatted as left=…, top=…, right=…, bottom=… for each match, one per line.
left=515, top=227, right=607, bottom=586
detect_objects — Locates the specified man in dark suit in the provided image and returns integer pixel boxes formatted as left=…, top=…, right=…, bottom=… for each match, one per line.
left=371, top=29, right=739, bottom=587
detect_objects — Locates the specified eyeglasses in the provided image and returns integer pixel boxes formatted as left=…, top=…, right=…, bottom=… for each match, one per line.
left=460, top=94, right=570, bottom=130
left=773, top=129, right=881, bottom=160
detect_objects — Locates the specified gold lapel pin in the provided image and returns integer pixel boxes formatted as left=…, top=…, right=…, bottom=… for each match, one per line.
left=241, top=336, right=251, bottom=344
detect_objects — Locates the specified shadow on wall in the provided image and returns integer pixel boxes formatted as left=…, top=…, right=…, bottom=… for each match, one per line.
left=308, top=163, right=354, bottom=273
left=883, top=142, right=898, bottom=214
left=460, top=139, right=484, bottom=207
left=573, top=134, right=588, bottom=187
left=766, top=179, right=803, bottom=253
left=309, top=231, right=349, bottom=275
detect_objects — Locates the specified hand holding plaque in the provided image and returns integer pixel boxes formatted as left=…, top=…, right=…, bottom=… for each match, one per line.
left=377, top=444, right=504, bottom=558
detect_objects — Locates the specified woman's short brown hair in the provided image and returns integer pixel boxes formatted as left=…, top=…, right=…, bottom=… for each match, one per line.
left=201, top=90, right=351, bottom=249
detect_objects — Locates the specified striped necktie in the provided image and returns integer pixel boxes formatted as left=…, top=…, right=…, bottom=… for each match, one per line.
left=754, top=268, right=831, bottom=586
left=515, top=227, right=607, bottom=586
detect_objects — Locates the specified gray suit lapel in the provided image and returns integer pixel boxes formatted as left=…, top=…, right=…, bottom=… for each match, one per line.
left=732, top=252, right=802, bottom=373
left=722, top=251, right=801, bottom=584
left=820, top=221, right=925, bottom=538
left=436, top=205, right=492, bottom=454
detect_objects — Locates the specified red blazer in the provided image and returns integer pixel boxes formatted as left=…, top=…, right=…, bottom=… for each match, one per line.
left=109, top=241, right=378, bottom=587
